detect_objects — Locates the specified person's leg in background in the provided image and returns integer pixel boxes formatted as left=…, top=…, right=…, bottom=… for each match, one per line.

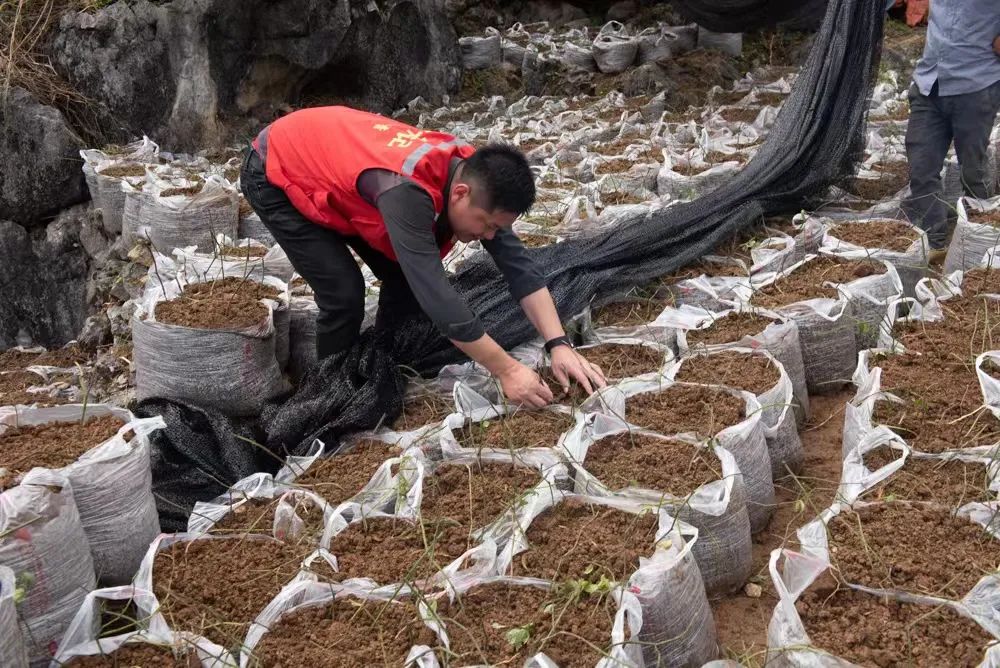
left=903, top=83, right=955, bottom=251
left=949, top=81, right=1000, bottom=200
left=346, top=239, right=425, bottom=330
left=241, top=149, right=366, bottom=359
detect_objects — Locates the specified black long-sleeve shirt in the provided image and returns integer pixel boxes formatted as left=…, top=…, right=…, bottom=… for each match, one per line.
left=357, top=162, right=546, bottom=341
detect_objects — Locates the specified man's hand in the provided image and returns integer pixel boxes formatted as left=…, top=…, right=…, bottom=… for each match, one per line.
left=994, top=35, right=1000, bottom=57
left=498, top=361, right=554, bottom=409
left=548, top=346, right=607, bottom=397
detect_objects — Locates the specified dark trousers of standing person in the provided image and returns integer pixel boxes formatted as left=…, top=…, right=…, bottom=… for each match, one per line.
left=904, top=80, right=1000, bottom=250
left=240, top=147, right=422, bottom=359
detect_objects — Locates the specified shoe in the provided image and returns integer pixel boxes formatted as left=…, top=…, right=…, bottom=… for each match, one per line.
left=927, top=248, right=947, bottom=265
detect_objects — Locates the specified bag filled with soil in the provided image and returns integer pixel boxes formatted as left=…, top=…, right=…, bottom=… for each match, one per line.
left=565, top=413, right=753, bottom=597
left=144, top=174, right=239, bottom=255
left=943, top=197, right=1000, bottom=276
left=668, top=347, right=804, bottom=479
left=132, top=276, right=289, bottom=416
left=0, top=566, right=27, bottom=668
left=0, top=469, right=96, bottom=665
left=822, top=217, right=928, bottom=298
left=0, top=405, right=163, bottom=585
left=670, top=301, right=810, bottom=424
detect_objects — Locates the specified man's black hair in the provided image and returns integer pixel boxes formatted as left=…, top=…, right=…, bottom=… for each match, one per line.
left=461, top=143, right=536, bottom=215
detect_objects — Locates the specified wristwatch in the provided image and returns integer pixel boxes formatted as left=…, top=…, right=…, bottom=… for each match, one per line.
left=544, top=335, right=574, bottom=353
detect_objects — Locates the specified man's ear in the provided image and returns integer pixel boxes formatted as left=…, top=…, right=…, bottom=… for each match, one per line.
left=451, top=181, right=471, bottom=202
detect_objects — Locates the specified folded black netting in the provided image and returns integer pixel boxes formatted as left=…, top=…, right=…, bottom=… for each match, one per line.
left=146, top=0, right=885, bottom=527
left=671, top=0, right=832, bottom=32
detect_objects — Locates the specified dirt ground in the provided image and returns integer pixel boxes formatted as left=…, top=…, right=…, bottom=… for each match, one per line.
left=711, top=391, right=852, bottom=665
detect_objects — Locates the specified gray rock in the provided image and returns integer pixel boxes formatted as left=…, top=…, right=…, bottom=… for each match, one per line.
left=0, top=87, right=87, bottom=227
left=78, top=313, right=112, bottom=349
left=0, top=218, right=90, bottom=349
left=50, top=0, right=461, bottom=152
left=606, top=0, right=639, bottom=22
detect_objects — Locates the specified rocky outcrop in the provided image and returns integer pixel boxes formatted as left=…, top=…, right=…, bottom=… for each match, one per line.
left=0, top=87, right=87, bottom=227
left=50, top=0, right=461, bottom=152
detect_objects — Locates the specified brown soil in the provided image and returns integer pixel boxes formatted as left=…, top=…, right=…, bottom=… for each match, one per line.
left=602, top=133, right=642, bottom=154
left=439, top=583, right=622, bottom=668
left=97, top=163, right=146, bottom=179
left=238, top=197, right=254, bottom=219
left=715, top=89, right=750, bottom=106
left=671, top=162, right=711, bottom=176
left=846, top=161, right=910, bottom=201
left=292, top=440, right=399, bottom=505
left=154, top=278, right=275, bottom=330
left=159, top=184, right=204, bottom=197
left=391, top=392, right=455, bottom=431
left=592, top=298, right=663, bottom=328
left=660, top=256, right=751, bottom=284
left=874, top=352, right=1000, bottom=453
left=969, top=210, right=1000, bottom=227
left=152, top=537, right=306, bottom=650
left=595, top=158, right=635, bottom=175
left=511, top=498, right=658, bottom=584
left=869, top=102, right=910, bottom=122
left=207, top=496, right=327, bottom=549
left=457, top=410, right=576, bottom=451
left=711, top=392, right=850, bottom=663
left=326, top=516, right=464, bottom=585
left=828, top=504, right=999, bottom=599
left=754, top=91, right=787, bottom=106
left=887, top=278, right=1000, bottom=356
left=583, top=432, right=723, bottom=495
left=601, top=189, right=648, bottom=206
left=720, top=106, right=762, bottom=124
left=247, top=597, right=438, bottom=668
left=518, top=137, right=550, bottom=153
left=0, top=414, right=126, bottom=490
left=752, top=256, right=886, bottom=309
left=64, top=644, right=200, bottom=667
left=674, top=350, right=781, bottom=395
left=0, top=345, right=89, bottom=371
left=863, top=447, right=994, bottom=507
left=685, top=311, right=779, bottom=347
left=290, top=277, right=308, bottom=289
left=704, top=150, right=746, bottom=165
left=0, top=370, right=71, bottom=408
left=626, top=384, right=745, bottom=437
left=797, top=580, right=995, bottom=667
left=830, top=219, right=920, bottom=252
left=219, top=244, right=267, bottom=258
left=539, top=344, right=665, bottom=401
left=517, top=233, right=555, bottom=248
left=419, top=461, right=541, bottom=556
left=224, top=167, right=240, bottom=182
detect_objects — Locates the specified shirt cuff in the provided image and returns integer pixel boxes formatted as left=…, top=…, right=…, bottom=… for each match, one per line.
left=440, top=317, right=486, bottom=343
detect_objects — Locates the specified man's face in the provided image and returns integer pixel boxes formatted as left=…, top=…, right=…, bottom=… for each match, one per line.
left=448, top=182, right=518, bottom=243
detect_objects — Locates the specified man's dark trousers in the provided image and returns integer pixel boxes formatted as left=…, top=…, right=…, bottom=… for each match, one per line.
left=240, top=148, right=422, bottom=359
left=904, top=80, right=1000, bottom=250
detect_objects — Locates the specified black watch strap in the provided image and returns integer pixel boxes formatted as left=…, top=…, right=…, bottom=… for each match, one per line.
left=544, top=335, right=573, bottom=353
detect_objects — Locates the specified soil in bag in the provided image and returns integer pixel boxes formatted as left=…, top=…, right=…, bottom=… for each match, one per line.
left=219, top=245, right=268, bottom=259
left=887, top=287, right=1000, bottom=358
left=325, top=517, right=466, bottom=586
left=674, top=350, right=781, bottom=395
left=246, top=597, right=438, bottom=668
left=844, top=162, right=910, bottom=202
left=583, top=433, right=723, bottom=496
left=539, top=343, right=666, bottom=400
left=207, top=496, right=327, bottom=549
left=592, top=298, right=664, bottom=328
left=827, top=503, right=1000, bottom=600
left=751, top=257, right=886, bottom=310
left=153, top=278, right=280, bottom=330
left=390, top=393, right=455, bottom=431
left=97, top=163, right=147, bottom=179
left=830, top=219, right=920, bottom=253
left=968, top=210, right=1000, bottom=227
left=64, top=644, right=201, bottom=667
left=420, top=461, right=542, bottom=556
left=152, top=538, right=306, bottom=650
left=796, top=579, right=995, bottom=667
left=457, top=410, right=576, bottom=451
left=0, top=370, right=72, bottom=408
left=510, top=498, right=658, bottom=584
left=874, top=352, right=1000, bottom=453
left=626, top=384, right=745, bottom=437
left=438, top=582, right=624, bottom=668
left=684, top=312, right=780, bottom=347
left=291, top=440, right=399, bottom=505
left=0, top=414, right=128, bottom=490
left=863, top=447, right=994, bottom=507
left=0, top=344, right=89, bottom=371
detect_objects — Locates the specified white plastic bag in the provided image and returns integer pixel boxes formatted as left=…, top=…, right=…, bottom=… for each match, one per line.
left=0, top=469, right=96, bottom=666
left=144, top=174, right=239, bottom=255
left=0, top=405, right=164, bottom=585
left=820, top=217, right=929, bottom=299
left=0, top=565, right=27, bottom=668
left=944, top=196, right=1000, bottom=275
left=565, top=413, right=752, bottom=597
left=592, top=22, right=638, bottom=74
left=459, top=28, right=502, bottom=70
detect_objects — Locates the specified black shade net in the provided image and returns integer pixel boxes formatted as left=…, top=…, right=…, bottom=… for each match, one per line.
left=140, top=0, right=886, bottom=531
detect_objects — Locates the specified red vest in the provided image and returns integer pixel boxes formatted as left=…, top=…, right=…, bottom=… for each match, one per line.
left=260, top=106, right=475, bottom=261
